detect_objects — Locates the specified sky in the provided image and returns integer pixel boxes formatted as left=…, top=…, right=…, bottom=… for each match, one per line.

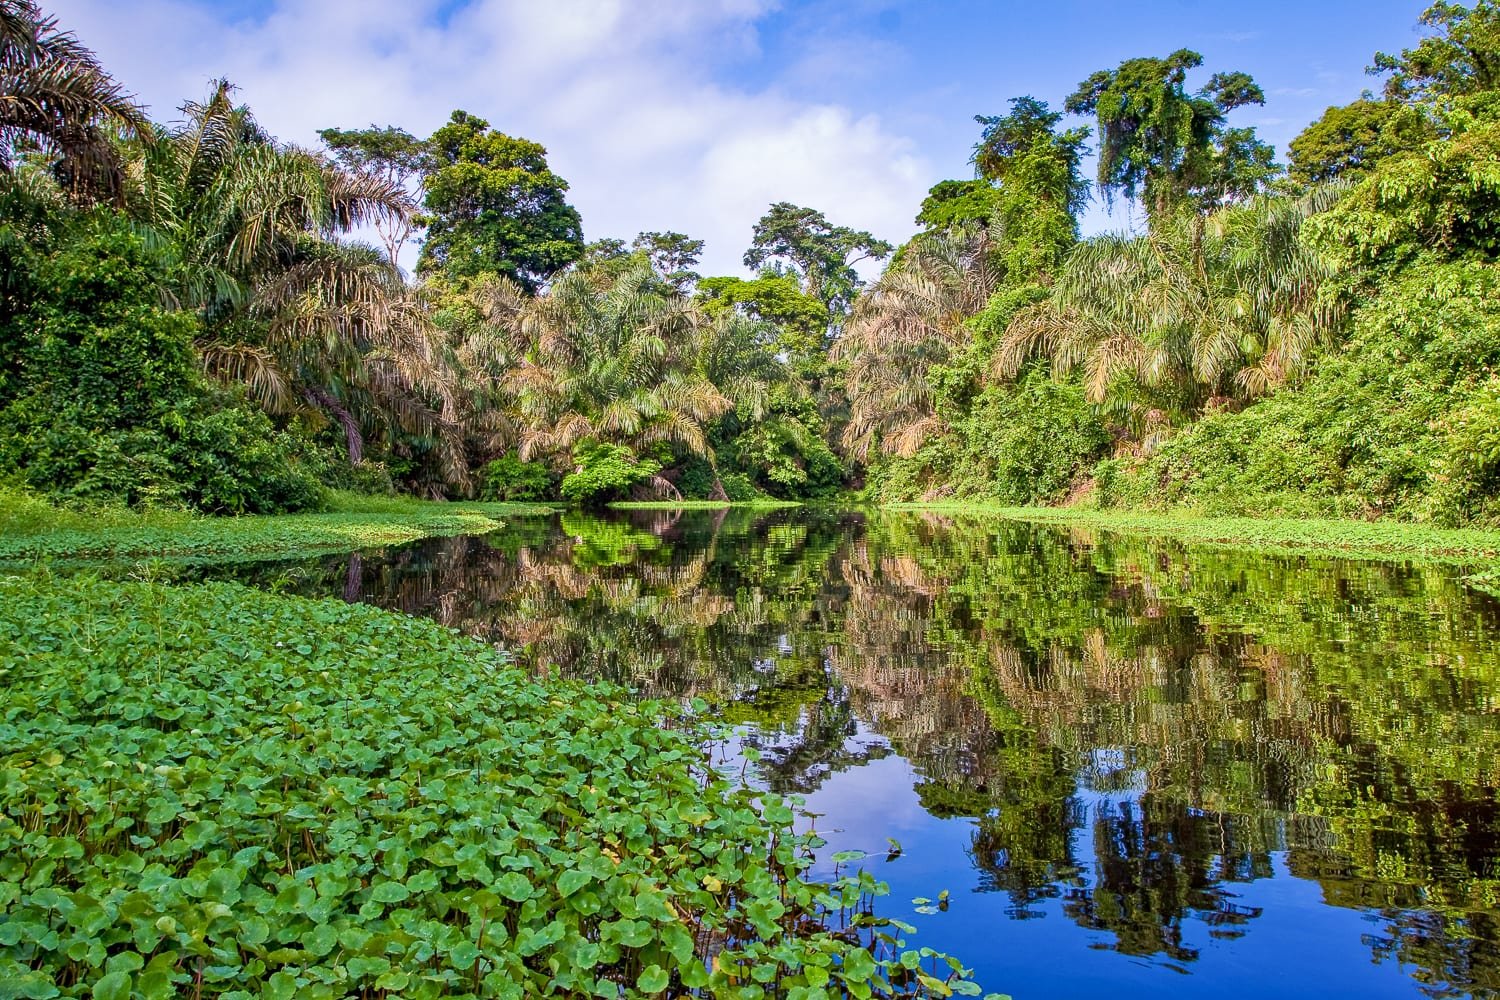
left=52, top=0, right=1432, bottom=277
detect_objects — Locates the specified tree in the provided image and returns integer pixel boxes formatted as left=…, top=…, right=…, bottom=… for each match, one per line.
left=632, top=230, right=704, bottom=290
left=1065, top=50, right=1277, bottom=219
left=128, top=81, right=463, bottom=482
left=972, top=96, right=1091, bottom=281
left=317, top=124, right=431, bottom=266
left=1371, top=0, right=1500, bottom=103
left=1287, top=100, right=1434, bottom=186
left=916, top=179, right=1001, bottom=230
left=836, top=225, right=1003, bottom=459
left=418, top=110, right=583, bottom=293
left=696, top=273, right=828, bottom=361
left=743, top=202, right=892, bottom=313
left=488, top=265, right=728, bottom=467
left=998, top=192, right=1344, bottom=425
left=0, top=0, right=148, bottom=202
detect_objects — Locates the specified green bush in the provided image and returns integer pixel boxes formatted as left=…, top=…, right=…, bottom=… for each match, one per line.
left=559, top=443, right=661, bottom=505
left=865, top=365, right=1109, bottom=505
left=479, top=453, right=557, bottom=501
left=1099, top=259, right=1500, bottom=526
left=0, top=221, right=322, bottom=514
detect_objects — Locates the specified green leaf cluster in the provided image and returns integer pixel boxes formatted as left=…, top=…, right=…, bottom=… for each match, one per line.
left=0, top=575, right=993, bottom=998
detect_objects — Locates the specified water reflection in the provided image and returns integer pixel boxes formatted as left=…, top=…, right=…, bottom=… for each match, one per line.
left=219, top=509, right=1500, bottom=999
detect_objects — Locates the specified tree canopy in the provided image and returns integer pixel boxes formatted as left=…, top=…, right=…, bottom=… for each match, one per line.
left=417, top=110, right=583, bottom=292
left=1065, top=49, right=1276, bottom=218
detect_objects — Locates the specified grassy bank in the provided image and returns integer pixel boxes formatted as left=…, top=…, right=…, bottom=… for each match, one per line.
left=885, top=503, right=1500, bottom=564
left=0, top=574, right=988, bottom=999
left=0, top=488, right=557, bottom=563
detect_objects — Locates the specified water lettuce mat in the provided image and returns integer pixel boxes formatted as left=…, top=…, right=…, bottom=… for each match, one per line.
left=0, top=576, right=996, bottom=999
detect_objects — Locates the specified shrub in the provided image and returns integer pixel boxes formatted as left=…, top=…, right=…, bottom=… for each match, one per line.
left=0, top=220, right=324, bottom=514
left=559, top=443, right=661, bottom=505
left=1099, top=259, right=1500, bottom=526
left=479, top=453, right=557, bottom=501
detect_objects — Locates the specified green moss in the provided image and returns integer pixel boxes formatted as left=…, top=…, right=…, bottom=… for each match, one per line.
left=0, top=575, right=989, bottom=998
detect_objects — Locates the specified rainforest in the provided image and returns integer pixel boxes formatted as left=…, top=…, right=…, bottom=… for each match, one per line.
left=4, top=0, right=1500, bottom=997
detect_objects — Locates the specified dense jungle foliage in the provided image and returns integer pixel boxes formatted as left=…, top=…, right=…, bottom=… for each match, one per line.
left=3, top=0, right=1500, bottom=519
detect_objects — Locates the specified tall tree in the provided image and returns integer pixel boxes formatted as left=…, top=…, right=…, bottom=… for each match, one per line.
left=972, top=96, right=1091, bottom=281
left=1065, top=50, right=1277, bottom=219
left=1287, top=99, right=1433, bottom=186
left=1371, top=0, right=1500, bottom=103
left=743, top=202, right=892, bottom=314
left=0, top=0, right=148, bottom=202
left=837, top=225, right=1003, bottom=459
left=128, top=81, right=463, bottom=481
left=418, top=110, right=583, bottom=293
left=997, top=191, right=1344, bottom=423
left=490, top=265, right=726, bottom=464
left=631, top=230, right=704, bottom=290
left=317, top=124, right=431, bottom=266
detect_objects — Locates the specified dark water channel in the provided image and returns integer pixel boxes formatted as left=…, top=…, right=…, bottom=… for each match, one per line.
left=203, top=507, right=1500, bottom=999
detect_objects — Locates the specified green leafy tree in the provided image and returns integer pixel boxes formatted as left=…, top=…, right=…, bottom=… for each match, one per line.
left=418, top=110, right=583, bottom=292
left=1371, top=0, right=1500, bottom=103
left=743, top=202, right=892, bottom=314
left=317, top=124, right=431, bottom=265
left=915, top=179, right=1001, bottom=230
left=973, top=96, right=1091, bottom=280
left=1287, top=99, right=1434, bottom=185
left=1065, top=50, right=1277, bottom=218
left=696, top=273, right=829, bottom=361
left=632, top=230, right=704, bottom=290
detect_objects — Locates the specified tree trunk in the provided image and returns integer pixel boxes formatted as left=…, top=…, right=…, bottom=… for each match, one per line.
left=343, top=552, right=363, bottom=603
left=708, top=476, right=729, bottom=501
left=305, top=387, right=364, bottom=466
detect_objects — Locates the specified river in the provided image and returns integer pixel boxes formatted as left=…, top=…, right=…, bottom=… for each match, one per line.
left=204, top=507, right=1500, bottom=999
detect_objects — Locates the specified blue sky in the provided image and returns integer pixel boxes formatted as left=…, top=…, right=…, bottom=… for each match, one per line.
left=53, top=0, right=1429, bottom=274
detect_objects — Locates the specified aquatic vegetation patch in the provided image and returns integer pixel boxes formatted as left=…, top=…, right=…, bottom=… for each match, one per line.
left=0, top=576, right=992, bottom=998
left=885, top=503, right=1500, bottom=566
left=0, top=490, right=556, bottom=564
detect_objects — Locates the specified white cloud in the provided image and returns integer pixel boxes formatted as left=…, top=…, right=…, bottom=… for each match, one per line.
left=49, top=0, right=929, bottom=276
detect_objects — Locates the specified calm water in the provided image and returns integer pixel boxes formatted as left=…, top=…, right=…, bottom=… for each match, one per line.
left=208, top=508, right=1500, bottom=999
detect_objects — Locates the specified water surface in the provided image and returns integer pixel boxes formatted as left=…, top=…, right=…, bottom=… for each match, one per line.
left=209, top=508, right=1500, bottom=999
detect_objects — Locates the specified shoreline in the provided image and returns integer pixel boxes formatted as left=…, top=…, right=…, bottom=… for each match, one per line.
left=882, top=503, right=1500, bottom=565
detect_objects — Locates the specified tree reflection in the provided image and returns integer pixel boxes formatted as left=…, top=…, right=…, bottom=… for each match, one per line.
left=209, top=507, right=1500, bottom=996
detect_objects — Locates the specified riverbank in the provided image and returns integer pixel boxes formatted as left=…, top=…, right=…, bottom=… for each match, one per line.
left=0, top=488, right=557, bottom=563
left=0, top=573, right=986, bottom=999
left=885, top=503, right=1500, bottom=564
left=608, top=499, right=802, bottom=511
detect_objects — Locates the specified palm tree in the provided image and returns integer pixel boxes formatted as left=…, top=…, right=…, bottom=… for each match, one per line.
left=1, top=0, right=148, bottom=202
left=502, top=266, right=727, bottom=462
left=484, top=264, right=735, bottom=488
left=836, top=224, right=1002, bottom=459
left=996, top=191, right=1343, bottom=429
left=126, top=81, right=465, bottom=484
